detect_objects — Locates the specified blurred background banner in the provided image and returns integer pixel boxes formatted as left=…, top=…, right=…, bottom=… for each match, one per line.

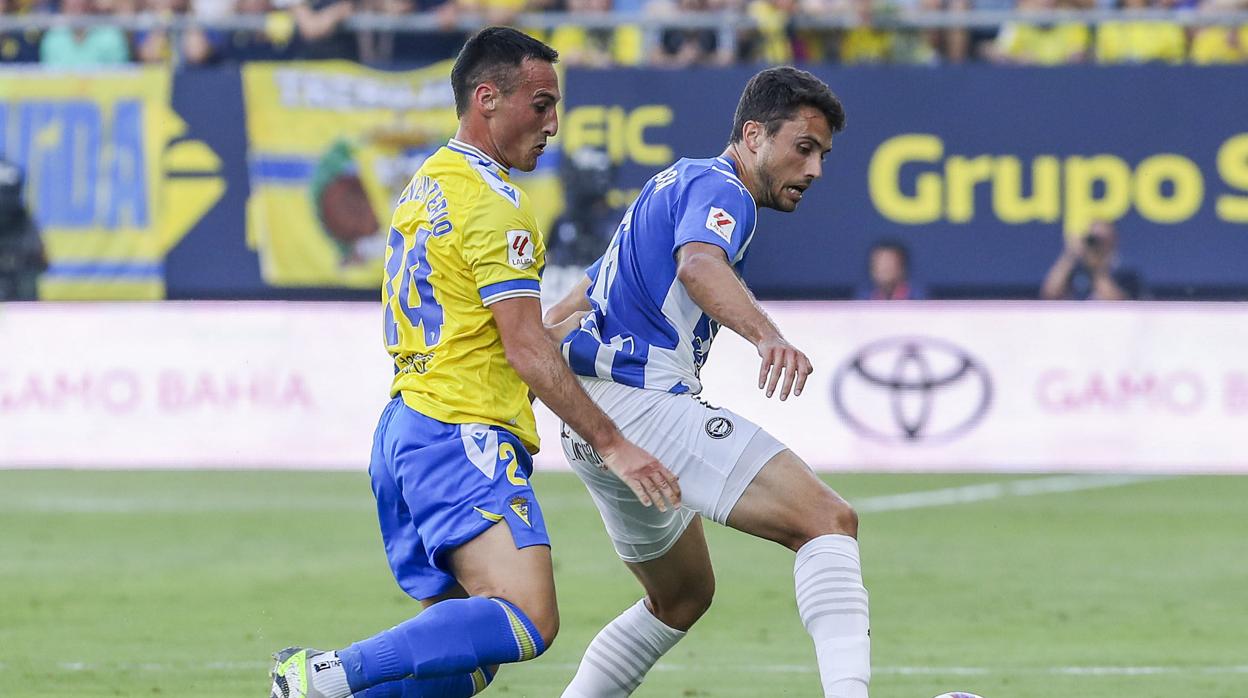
left=0, top=67, right=199, bottom=300
left=4, top=65, right=1245, bottom=300
left=4, top=301, right=1246, bottom=472
left=239, top=59, right=458, bottom=289
left=563, top=65, right=1248, bottom=298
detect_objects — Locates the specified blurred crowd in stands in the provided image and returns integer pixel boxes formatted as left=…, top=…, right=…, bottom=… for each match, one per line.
left=3, top=0, right=1248, bottom=67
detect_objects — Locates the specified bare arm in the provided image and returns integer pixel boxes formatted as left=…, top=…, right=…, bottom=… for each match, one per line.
left=542, top=274, right=592, bottom=326
left=677, top=242, right=812, bottom=400
left=1040, top=247, right=1079, bottom=300
left=490, top=296, right=680, bottom=510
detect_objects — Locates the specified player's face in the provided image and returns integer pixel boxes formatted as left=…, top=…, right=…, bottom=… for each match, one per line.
left=492, top=58, right=560, bottom=173
left=753, top=105, right=833, bottom=213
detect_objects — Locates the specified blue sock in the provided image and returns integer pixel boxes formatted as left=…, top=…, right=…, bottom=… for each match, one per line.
left=352, top=667, right=495, bottom=697
left=338, top=597, right=543, bottom=693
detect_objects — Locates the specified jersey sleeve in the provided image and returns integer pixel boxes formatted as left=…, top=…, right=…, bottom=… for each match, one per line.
left=670, top=171, right=756, bottom=262
left=586, top=256, right=604, bottom=284
left=461, top=191, right=545, bottom=307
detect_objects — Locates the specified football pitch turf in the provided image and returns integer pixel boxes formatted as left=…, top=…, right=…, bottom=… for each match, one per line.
left=1, top=470, right=1245, bottom=698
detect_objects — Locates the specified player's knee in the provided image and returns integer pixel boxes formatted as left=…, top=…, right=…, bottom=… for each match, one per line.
left=538, top=609, right=560, bottom=650
left=526, top=603, right=560, bottom=652
left=647, top=576, right=714, bottom=631
left=491, top=595, right=558, bottom=654
left=788, top=492, right=858, bottom=550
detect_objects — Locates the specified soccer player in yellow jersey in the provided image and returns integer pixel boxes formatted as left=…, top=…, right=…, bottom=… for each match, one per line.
left=270, top=27, right=679, bottom=698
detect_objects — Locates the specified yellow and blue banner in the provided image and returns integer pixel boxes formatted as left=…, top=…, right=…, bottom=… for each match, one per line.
left=240, top=60, right=562, bottom=290
left=0, top=67, right=223, bottom=299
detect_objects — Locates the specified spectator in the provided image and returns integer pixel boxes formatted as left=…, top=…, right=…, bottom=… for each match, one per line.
left=1189, top=0, right=1248, bottom=64
left=1, top=0, right=42, bottom=63
left=989, top=0, right=1089, bottom=65
left=1041, top=220, right=1144, bottom=300
left=544, top=0, right=644, bottom=67
left=223, top=0, right=298, bottom=61
left=39, top=0, right=130, bottom=67
left=839, top=0, right=898, bottom=64
left=836, top=0, right=945, bottom=65
left=650, top=0, right=731, bottom=66
left=918, top=0, right=971, bottom=63
left=1094, top=0, right=1186, bottom=63
left=359, top=0, right=466, bottom=65
left=739, top=0, right=803, bottom=64
left=132, top=0, right=223, bottom=65
left=0, top=159, right=47, bottom=302
left=856, top=239, right=927, bottom=300
left=289, top=0, right=359, bottom=60
left=456, top=0, right=528, bottom=28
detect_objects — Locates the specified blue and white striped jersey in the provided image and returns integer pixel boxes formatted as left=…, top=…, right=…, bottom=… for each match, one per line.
left=562, top=156, right=758, bottom=394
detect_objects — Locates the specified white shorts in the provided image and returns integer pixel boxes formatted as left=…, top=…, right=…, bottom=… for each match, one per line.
left=561, top=377, right=786, bottom=563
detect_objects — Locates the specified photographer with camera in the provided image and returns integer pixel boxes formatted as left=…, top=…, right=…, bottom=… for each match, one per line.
left=1041, top=220, right=1143, bottom=301
left=0, top=158, right=48, bottom=301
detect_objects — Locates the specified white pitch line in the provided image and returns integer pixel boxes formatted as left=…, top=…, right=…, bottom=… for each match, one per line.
left=22, top=661, right=1247, bottom=677
left=851, top=474, right=1173, bottom=514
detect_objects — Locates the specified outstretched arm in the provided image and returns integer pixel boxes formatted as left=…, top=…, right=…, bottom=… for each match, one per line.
left=490, top=296, right=680, bottom=510
left=543, top=274, right=592, bottom=326
left=677, top=242, right=812, bottom=401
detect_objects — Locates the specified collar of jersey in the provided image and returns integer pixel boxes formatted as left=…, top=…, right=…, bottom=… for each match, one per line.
left=447, top=139, right=509, bottom=175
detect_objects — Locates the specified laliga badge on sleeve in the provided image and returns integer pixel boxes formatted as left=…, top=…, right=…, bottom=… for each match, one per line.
left=507, top=230, right=535, bottom=269
left=705, top=207, right=736, bottom=244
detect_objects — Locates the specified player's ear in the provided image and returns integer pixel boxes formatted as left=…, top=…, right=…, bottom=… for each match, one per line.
left=474, top=83, right=498, bottom=114
left=742, top=120, right=764, bottom=153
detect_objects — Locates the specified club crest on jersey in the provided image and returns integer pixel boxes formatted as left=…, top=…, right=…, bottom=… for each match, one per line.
left=705, top=207, right=736, bottom=243
left=507, top=230, right=536, bottom=269
left=509, top=496, right=532, bottom=526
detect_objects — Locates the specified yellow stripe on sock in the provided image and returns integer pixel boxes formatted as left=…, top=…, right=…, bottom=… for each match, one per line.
left=493, top=599, right=538, bottom=661
left=469, top=668, right=488, bottom=694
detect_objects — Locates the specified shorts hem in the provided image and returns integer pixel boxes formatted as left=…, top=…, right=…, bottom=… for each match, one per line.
left=612, top=508, right=698, bottom=564
left=711, top=433, right=787, bottom=524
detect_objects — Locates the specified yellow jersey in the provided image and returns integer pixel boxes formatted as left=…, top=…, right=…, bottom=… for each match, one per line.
left=996, top=22, right=1089, bottom=66
left=1095, top=21, right=1186, bottom=64
left=384, top=139, right=546, bottom=452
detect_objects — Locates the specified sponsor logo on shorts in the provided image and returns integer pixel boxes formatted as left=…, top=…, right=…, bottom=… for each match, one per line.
left=705, top=416, right=733, bottom=439
left=561, top=424, right=605, bottom=468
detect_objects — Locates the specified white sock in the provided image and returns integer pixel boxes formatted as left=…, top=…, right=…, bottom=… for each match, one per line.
left=308, top=651, right=352, bottom=698
left=561, top=599, right=686, bottom=697
left=795, top=534, right=871, bottom=698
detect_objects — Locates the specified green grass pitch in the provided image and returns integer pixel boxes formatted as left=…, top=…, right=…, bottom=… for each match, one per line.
left=1, top=470, right=1245, bottom=697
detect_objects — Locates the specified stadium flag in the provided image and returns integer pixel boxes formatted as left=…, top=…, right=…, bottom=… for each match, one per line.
left=0, top=67, right=220, bottom=299
left=240, top=60, right=563, bottom=290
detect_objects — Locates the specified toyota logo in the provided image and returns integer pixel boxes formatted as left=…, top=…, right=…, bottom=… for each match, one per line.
left=831, top=337, right=992, bottom=444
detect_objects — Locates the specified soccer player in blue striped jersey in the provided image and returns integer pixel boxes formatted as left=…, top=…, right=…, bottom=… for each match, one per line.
left=269, top=27, right=679, bottom=698
left=547, top=68, right=871, bottom=698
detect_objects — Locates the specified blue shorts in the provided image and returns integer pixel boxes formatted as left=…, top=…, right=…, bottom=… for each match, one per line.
left=368, top=397, right=550, bottom=600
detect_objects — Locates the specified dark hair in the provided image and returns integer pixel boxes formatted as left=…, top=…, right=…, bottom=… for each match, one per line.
left=451, top=27, right=559, bottom=118
left=728, top=67, right=845, bottom=144
left=869, top=238, right=910, bottom=272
